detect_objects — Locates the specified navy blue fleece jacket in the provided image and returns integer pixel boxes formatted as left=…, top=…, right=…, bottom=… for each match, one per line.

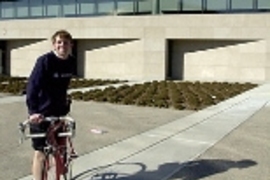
left=26, top=51, right=75, bottom=116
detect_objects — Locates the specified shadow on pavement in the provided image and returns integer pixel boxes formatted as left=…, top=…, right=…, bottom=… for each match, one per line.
left=72, top=162, right=147, bottom=180
left=72, top=159, right=256, bottom=180
left=170, top=159, right=257, bottom=180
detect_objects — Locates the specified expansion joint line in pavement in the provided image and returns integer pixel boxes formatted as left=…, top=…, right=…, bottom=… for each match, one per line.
left=159, top=98, right=270, bottom=180
left=71, top=97, right=254, bottom=180
left=104, top=97, right=252, bottom=164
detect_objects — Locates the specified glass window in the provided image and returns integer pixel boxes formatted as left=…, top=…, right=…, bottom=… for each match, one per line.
left=207, top=0, right=227, bottom=11
left=258, top=0, right=270, bottom=9
left=182, top=0, right=202, bottom=11
left=231, top=0, right=253, bottom=9
left=97, top=0, right=115, bottom=14
left=30, top=0, right=43, bottom=17
left=160, top=0, right=180, bottom=11
left=1, top=2, right=15, bottom=18
left=16, top=0, right=29, bottom=17
left=77, top=0, right=96, bottom=15
left=63, top=0, right=76, bottom=16
left=116, top=0, right=134, bottom=14
left=44, top=0, right=61, bottom=17
left=138, top=0, right=151, bottom=13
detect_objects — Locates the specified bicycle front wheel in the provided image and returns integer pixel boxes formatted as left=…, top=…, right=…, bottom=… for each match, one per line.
left=63, top=159, right=73, bottom=180
left=61, top=135, right=77, bottom=180
left=43, top=154, right=59, bottom=180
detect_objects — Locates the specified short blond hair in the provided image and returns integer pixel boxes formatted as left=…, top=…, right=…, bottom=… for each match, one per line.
left=51, top=29, right=73, bottom=43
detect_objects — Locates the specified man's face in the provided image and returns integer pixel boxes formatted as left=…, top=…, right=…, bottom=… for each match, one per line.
left=53, top=35, right=72, bottom=59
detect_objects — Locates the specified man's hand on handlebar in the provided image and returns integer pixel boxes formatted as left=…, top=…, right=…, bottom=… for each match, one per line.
left=29, top=114, right=44, bottom=123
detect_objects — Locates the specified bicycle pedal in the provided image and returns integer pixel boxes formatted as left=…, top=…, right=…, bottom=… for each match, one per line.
left=70, top=152, right=78, bottom=159
left=71, top=154, right=78, bottom=159
left=69, top=149, right=78, bottom=158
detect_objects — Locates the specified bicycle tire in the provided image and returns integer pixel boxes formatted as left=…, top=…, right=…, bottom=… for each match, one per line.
left=62, top=139, right=73, bottom=180
left=63, top=160, right=73, bottom=180
left=42, top=121, right=75, bottom=180
left=42, top=154, right=60, bottom=180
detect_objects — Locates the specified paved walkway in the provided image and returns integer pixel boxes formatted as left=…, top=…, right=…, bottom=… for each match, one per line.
left=2, top=82, right=269, bottom=180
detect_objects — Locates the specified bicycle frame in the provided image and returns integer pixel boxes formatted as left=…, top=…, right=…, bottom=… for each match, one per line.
left=19, top=116, right=77, bottom=180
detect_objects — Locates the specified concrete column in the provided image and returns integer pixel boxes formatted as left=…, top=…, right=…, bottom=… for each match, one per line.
left=0, top=49, right=2, bottom=74
left=264, top=38, right=270, bottom=82
left=143, top=27, right=166, bottom=80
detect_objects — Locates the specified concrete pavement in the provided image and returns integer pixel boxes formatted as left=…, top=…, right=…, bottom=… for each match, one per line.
left=0, top=83, right=193, bottom=180
left=65, top=83, right=269, bottom=180
left=1, top=82, right=269, bottom=180
left=170, top=101, right=270, bottom=180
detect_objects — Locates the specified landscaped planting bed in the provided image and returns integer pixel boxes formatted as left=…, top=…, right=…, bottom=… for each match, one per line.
left=70, top=81, right=257, bottom=111
left=0, top=75, right=258, bottom=111
left=0, top=76, right=27, bottom=94
left=0, top=75, right=126, bottom=95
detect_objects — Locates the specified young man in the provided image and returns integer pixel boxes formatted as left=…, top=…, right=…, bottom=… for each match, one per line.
left=26, top=29, right=75, bottom=180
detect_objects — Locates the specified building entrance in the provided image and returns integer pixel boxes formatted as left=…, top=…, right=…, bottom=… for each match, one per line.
left=0, top=41, right=7, bottom=75
left=71, top=40, right=78, bottom=76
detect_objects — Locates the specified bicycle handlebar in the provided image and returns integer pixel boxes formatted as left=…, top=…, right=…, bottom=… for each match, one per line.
left=18, top=116, right=76, bottom=144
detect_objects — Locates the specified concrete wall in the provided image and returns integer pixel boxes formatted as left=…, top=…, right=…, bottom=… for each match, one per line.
left=171, top=39, right=267, bottom=82
left=7, top=39, right=49, bottom=77
left=0, top=14, right=270, bottom=82
left=77, top=39, right=144, bottom=80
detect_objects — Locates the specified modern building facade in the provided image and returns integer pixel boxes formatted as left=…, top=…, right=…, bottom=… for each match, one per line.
left=0, top=0, right=270, bottom=82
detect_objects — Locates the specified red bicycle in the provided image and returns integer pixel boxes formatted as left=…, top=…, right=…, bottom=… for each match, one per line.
left=19, top=116, right=77, bottom=180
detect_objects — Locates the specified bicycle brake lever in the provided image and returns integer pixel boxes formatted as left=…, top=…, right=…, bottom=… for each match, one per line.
left=18, top=123, right=26, bottom=144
